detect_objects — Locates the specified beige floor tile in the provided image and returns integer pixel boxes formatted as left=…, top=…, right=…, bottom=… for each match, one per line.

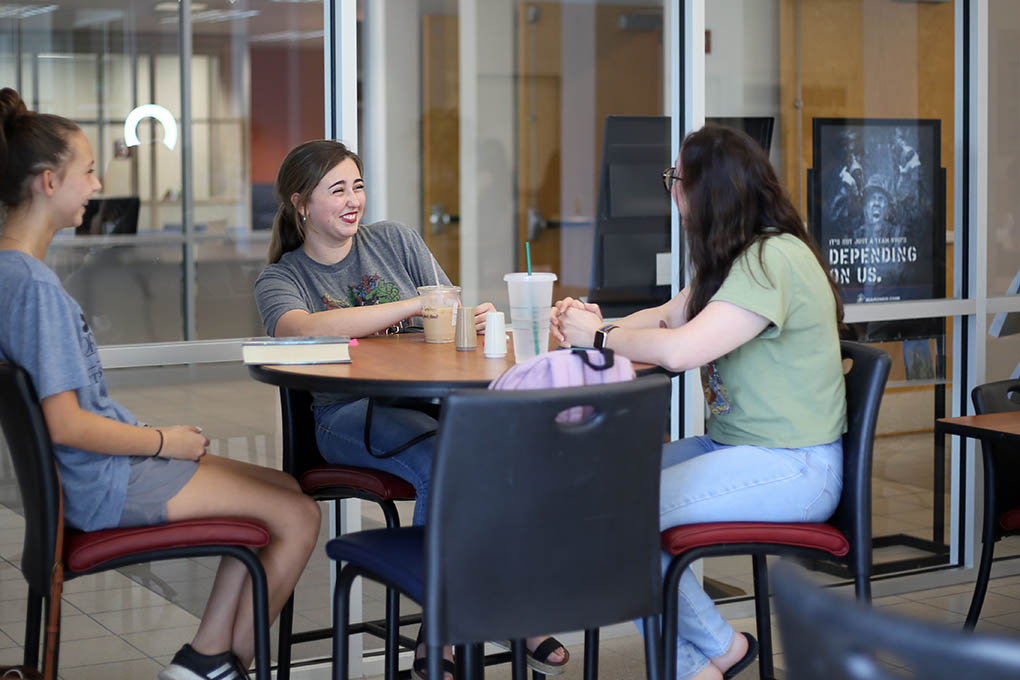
left=56, top=634, right=147, bottom=668
left=119, top=623, right=198, bottom=657
left=63, top=583, right=176, bottom=615
left=89, top=603, right=200, bottom=635
left=913, top=590, right=1020, bottom=618
left=59, top=656, right=163, bottom=680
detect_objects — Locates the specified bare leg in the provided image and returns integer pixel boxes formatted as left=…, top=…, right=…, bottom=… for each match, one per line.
left=166, top=454, right=321, bottom=666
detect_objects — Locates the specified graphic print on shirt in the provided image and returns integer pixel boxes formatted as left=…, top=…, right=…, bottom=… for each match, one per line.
left=78, top=312, right=104, bottom=386
left=701, top=361, right=732, bottom=416
left=321, top=274, right=401, bottom=309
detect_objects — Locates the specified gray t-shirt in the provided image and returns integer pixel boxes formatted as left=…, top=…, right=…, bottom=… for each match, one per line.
left=254, top=220, right=450, bottom=335
left=0, top=250, right=133, bottom=531
left=254, top=221, right=450, bottom=405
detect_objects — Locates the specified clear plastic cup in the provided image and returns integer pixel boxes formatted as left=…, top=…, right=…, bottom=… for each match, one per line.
left=504, top=272, right=557, bottom=363
left=417, top=285, right=461, bottom=343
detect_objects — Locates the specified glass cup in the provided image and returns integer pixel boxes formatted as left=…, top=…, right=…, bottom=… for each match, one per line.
left=417, top=285, right=461, bottom=343
left=504, top=272, right=557, bottom=363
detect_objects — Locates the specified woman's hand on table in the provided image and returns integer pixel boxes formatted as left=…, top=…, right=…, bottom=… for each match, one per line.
left=157, top=425, right=209, bottom=461
left=550, top=297, right=602, bottom=345
left=472, top=302, right=497, bottom=331
left=554, top=304, right=603, bottom=348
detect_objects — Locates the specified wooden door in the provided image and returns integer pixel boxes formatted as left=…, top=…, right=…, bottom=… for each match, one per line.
left=516, top=2, right=663, bottom=297
left=422, top=14, right=460, bottom=284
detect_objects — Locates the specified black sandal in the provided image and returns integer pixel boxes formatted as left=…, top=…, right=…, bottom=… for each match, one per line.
left=722, top=632, right=758, bottom=680
left=411, top=627, right=456, bottom=680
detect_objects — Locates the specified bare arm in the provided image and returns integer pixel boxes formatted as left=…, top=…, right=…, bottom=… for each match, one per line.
left=551, top=287, right=692, bottom=344
left=274, top=297, right=424, bottom=338
left=557, top=299, right=770, bottom=373
left=41, top=391, right=208, bottom=461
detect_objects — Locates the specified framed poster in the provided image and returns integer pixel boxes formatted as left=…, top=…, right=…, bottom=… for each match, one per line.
left=808, top=118, right=946, bottom=341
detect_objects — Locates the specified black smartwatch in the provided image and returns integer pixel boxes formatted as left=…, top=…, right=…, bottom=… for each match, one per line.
left=593, top=323, right=618, bottom=349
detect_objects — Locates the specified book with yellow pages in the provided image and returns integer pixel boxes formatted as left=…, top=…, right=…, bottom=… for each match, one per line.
left=242, top=336, right=351, bottom=365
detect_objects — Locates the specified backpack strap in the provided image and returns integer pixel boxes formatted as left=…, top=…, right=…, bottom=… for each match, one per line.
left=571, top=347, right=615, bottom=372
left=362, top=398, right=436, bottom=458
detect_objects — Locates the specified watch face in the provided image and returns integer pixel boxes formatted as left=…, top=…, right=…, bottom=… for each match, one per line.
left=594, top=330, right=606, bottom=349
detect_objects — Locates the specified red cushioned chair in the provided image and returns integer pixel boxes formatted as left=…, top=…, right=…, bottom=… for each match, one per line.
left=0, top=362, right=273, bottom=680
left=964, top=379, right=1020, bottom=629
left=274, top=387, right=417, bottom=680
left=660, top=341, right=890, bottom=680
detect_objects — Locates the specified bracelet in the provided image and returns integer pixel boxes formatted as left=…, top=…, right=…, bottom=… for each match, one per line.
left=152, top=429, right=164, bottom=458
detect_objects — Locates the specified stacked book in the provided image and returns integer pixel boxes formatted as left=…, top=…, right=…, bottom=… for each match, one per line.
left=242, top=336, right=351, bottom=364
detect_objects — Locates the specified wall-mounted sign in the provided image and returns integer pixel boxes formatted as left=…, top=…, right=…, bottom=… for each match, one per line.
left=123, top=104, right=178, bottom=150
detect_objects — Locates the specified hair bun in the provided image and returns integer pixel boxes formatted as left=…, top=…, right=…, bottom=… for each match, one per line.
left=0, top=87, right=29, bottom=131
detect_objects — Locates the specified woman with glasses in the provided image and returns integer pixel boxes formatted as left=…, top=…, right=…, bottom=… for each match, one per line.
left=551, top=124, right=847, bottom=680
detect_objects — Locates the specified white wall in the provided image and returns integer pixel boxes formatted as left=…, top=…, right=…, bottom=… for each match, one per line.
left=704, top=0, right=781, bottom=167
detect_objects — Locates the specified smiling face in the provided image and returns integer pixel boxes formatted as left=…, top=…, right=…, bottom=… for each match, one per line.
left=296, top=158, right=365, bottom=244
left=864, top=190, right=889, bottom=225
left=55, top=131, right=102, bottom=229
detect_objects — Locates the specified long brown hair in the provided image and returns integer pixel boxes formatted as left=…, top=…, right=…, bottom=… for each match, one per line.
left=680, top=124, right=844, bottom=327
left=0, top=87, right=80, bottom=212
left=267, top=139, right=364, bottom=264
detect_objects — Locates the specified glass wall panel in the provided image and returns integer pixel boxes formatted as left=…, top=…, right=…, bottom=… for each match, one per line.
left=703, top=0, right=957, bottom=587
left=1, top=2, right=324, bottom=343
left=987, top=2, right=1020, bottom=304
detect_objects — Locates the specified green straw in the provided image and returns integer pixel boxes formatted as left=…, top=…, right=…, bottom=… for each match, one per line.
left=525, top=242, right=539, bottom=356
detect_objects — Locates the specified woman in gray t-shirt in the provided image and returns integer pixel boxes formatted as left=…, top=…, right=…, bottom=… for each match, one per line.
left=255, top=140, right=570, bottom=678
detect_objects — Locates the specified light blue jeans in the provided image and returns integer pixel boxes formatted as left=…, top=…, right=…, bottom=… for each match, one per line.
left=314, top=398, right=437, bottom=526
left=660, top=435, right=843, bottom=680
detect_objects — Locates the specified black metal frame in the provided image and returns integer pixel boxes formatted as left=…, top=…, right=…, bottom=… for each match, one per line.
left=274, top=387, right=420, bottom=680
left=23, top=545, right=271, bottom=680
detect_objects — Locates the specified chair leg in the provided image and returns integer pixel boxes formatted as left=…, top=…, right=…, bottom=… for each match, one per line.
left=385, top=588, right=400, bottom=680
left=277, top=594, right=295, bottom=680
left=751, top=555, right=773, bottom=680
left=231, top=547, right=271, bottom=680
left=23, top=588, right=42, bottom=669
left=641, top=615, right=662, bottom=680
left=966, top=452, right=999, bottom=630
left=584, top=628, right=599, bottom=680
left=461, top=643, right=484, bottom=680
left=333, top=567, right=359, bottom=680
left=511, top=640, right=528, bottom=680
left=662, top=555, right=686, bottom=680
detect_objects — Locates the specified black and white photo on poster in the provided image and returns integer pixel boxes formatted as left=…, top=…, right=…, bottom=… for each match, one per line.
left=810, top=118, right=944, bottom=308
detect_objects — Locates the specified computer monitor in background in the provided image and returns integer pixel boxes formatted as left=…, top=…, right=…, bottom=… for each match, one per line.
left=251, top=183, right=278, bottom=231
left=75, top=197, right=140, bottom=236
left=705, top=116, right=775, bottom=155
left=588, top=115, right=673, bottom=317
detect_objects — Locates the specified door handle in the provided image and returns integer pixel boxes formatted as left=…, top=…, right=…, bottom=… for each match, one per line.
left=428, top=204, right=460, bottom=235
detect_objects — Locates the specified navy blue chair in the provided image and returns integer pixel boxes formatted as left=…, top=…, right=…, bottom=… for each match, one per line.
left=328, top=375, right=672, bottom=680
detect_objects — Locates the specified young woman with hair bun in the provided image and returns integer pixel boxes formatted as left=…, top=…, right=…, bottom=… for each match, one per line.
left=0, top=87, right=321, bottom=680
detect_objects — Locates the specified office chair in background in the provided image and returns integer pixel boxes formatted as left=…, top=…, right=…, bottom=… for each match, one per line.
left=773, top=561, right=1020, bottom=680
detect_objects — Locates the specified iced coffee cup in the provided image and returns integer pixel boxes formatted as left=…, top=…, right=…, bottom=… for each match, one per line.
left=417, top=285, right=461, bottom=343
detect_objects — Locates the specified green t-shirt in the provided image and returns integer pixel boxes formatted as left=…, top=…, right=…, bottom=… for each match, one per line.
left=702, top=233, right=846, bottom=448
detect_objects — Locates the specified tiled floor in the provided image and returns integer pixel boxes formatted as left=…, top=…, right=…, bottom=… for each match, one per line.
left=1, top=366, right=1019, bottom=679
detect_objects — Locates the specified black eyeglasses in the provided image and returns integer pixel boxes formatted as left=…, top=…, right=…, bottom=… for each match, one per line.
left=662, top=167, right=682, bottom=192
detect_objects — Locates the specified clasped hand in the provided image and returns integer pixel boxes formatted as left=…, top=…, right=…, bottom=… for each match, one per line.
left=549, top=297, right=603, bottom=348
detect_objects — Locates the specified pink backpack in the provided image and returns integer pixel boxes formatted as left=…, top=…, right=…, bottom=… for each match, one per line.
left=489, top=348, right=636, bottom=423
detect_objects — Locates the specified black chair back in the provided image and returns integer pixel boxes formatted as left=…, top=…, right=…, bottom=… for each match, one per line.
left=279, top=387, right=324, bottom=478
left=971, top=379, right=1020, bottom=537
left=423, top=374, right=671, bottom=645
left=832, top=340, right=891, bottom=598
left=773, top=561, right=1020, bottom=680
left=0, top=363, right=60, bottom=596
